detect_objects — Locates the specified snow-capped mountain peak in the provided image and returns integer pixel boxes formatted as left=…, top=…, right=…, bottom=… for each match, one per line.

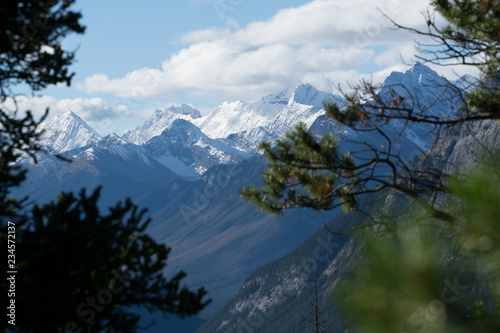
left=383, top=62, right=448, bottom=88
left=96, top=132, right=128, bottom=149
left=260, top=88, right=293, bottom=105
left=122, top=104, right=202, bottom=145
left=291, top=83, right=337, bottom=109
left=453, top=74, right=480, bottom=92
left=23, top=63, right=468, bottom=184
left=121, top=84, right=343, bottom=153
left=380, top=63, right=458, bottom=119
left=195, top=84, right=343, bottom=150
left=145, top=118, right=250, bottom=177
left=39, top=111, right=102, bottom=153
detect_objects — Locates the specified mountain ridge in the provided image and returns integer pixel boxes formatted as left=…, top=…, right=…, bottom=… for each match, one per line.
left=122, top=104, right=202, bottom=145
left=16, top=64, right=475, bottom=330
left=38, top=65, right=463, bottom=162
left=39, top=110, right=103, bottom=153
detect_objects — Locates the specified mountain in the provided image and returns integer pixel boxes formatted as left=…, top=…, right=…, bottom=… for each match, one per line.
left=121, top=84, right=343, bottom=154
left=134, top=65, right=465, bottom=320
left=26, top=108, right=250, bottom=185
left=141, top=119, right=251, bottom=177
left=39, top=111, right=102, bottom=153
left=95, top=132, right=128, bottom=149
left=197, top=65, right=475, bottom=332
left=18, top=118, right=250, bottom=207
left=193, top=83, right=344, bottom=151
left=16, top=140, right=180, bottom=210
left=452, top=73, right=480, bottom=92
left=308, top=63, right=462, bottom=166
left=196, top=209, right=361, bottom=333
left=12, top=64, right=473, bottom=332
left=15, top=81, right=350, bottom=320
left=198, top=116, right=500, bottom=333
left=369, top=63, right=461, bottom=151
left=135, top=156, right=339, bottom=317
left=122, top=104, right=201, bottom=145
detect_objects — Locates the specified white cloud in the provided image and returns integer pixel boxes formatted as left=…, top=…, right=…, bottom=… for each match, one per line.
left=77, top=0, right=457, bottom=102
left=228, top=0, right=429, bottom=46
left=374, top=42, right=418, bottom=68
left=181, top=27, right=231, bottom=44
left=1, top=96, right=133, bottom=122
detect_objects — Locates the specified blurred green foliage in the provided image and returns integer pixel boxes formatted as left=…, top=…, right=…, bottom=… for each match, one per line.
left=334, top=159, right=500, bottom=332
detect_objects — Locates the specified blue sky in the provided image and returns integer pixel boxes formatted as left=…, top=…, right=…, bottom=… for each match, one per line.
left=56, top=0, right=314, bottom=86
left=9, top=0, right=478, bottom=135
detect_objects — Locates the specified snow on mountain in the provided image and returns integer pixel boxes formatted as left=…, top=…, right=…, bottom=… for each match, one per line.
left=95, top=133, right=129, bottom=149
left=16, top=140, right=180, bottom=209
left=143, top=119, right=251, bottom=177
left=192, top=84, right=343, bottom=151
left=380, top=63, right=458, bottom=120
left=39, top=111, right=102, bottom=153
left=453, top=74, right=480, bottom=92
left=369, top=63, right=463, bottom=151
left=221, top=127, right=276, bottom=153
left=308, top=63, right=467, bottom=167
left=195, top=84, right=341, bottom=138
left=35, top=105, right=248, bottom=178
left=33, top=64, right=461, bottom=179
left=119, top=85, right=342, bottom=154
left=292, top=83, right=336, bottom=109
left=122, top=104, right=201, bottom=145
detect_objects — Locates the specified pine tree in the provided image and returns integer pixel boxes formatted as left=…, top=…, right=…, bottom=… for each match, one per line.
left=240, top=0, right=500, bottom=226
left=241, top=0, right=500, bottom=332
left=303, top=278, right=331, bottom=333
left=0, top=2, right=211, bottom=332
left=2, top=187, right=210, bottom=332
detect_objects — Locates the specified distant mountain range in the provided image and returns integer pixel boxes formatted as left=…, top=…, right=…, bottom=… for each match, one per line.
left=29, top=64, right=460, bottom=180
left=199, top=102, right=500, bottom=333
left=14, top=64, right=470, bottom=331
left=26, top=83, right=344, bottom=183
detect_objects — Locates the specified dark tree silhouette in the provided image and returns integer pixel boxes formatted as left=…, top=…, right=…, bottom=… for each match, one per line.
left=6, top=188, right=210, bottom=332
left=0, top=0, right=85, bottom=96
left=0, top=1, right=211, bottom=332
left=0, top=0, right=85, bottom=219
left=303, top=278, right=331, bottom=333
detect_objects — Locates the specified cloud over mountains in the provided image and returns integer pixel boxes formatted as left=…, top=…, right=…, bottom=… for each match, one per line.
left=77, top=0, right=436, bottom=101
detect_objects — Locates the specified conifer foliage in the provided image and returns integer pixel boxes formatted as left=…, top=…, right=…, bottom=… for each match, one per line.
left=0, top=2, right=210, bottom=332
left=240, top=0, right=500, bottom=225
left=242, top=0, right=500, bottom=332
